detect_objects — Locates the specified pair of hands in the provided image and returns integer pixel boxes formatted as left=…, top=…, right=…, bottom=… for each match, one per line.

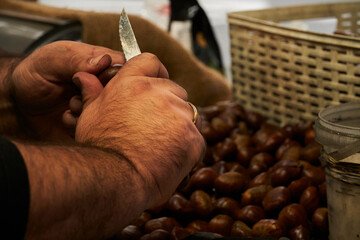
left=9, top=40, right=205, bottom=203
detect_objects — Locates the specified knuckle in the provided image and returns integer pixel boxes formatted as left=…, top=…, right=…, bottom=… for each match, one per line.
left=128, top=77, right=153, bottom=96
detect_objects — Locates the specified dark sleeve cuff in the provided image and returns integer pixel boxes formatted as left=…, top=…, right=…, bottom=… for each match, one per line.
left=0, top=137, right=29, bottom=239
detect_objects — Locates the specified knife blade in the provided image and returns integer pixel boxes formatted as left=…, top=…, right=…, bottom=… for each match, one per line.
left=119, top=8, right=141, bottom=61
left=98, top=9, right=140, bottom=82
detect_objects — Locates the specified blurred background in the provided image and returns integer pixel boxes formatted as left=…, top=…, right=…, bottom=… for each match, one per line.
left=36, top=0, right=358, bottom=82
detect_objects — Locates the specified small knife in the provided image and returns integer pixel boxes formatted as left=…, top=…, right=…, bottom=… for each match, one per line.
left=119, top=8, right=141, bottom=61
left=98, top=9, right=141, bottom=82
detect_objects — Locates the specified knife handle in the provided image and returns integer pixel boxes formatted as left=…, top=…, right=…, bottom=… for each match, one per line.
left=97, top=65, right=122, bottom=85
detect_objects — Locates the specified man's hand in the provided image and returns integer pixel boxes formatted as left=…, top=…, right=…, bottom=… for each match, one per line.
left=73, top=53, right=206, bottom=206
left=9, top=41, right=125, bottom=141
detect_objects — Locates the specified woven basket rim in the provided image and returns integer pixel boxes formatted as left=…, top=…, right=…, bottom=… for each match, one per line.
left=227, top=1, right=360, bottom=48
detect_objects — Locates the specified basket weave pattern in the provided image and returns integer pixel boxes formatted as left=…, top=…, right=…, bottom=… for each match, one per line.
left=229, top=2, right=360, bottom=126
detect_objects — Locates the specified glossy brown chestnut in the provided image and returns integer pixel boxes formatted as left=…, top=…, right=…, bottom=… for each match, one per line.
left=244, top=111, right=264, bottom=129
left=312, top=207, right=328, bottom=234
left=252, top=219, right=285, bottom=238
left=241, top=185, right=273, bottom=206
left=233, top=134, right=252, bottom=149
left=189, top=190, right=213, bottom=218
left=129, top=212, right=152, bottom=229
left=234, top=205, right=266, bottom=225
left=270, top=166, right=301, bottom=187
left=119, top=225, right=143, bottom=240
left=213, top=138, right=237, bottom=162
left=142, top=229, right=172, bottom=240
left=301, top=162, right=325, bottom=185
left=208, top=214, right=234, bottom=237
left=144, top=217, right=180, bottom=234
left=299, top=186, right=320, bottom=215
left=275, top=138, right=301, bottom=161
left=248, top=172, right=270, bottom=188
left=190, top=167, right=218, bottom=191
left=278, top=203, right=309, bottom=230
left=171, top=226, right=191, bottom=240
left=299, top=140, right=321, bottom=165
left=186, top=220, right=209, bottom=233
left=214, top=172, right=247, bottom=196
left=231, top=220, right=255, bottom=237
left=252, top=124, right=286, bottom=152
left=236, top=147, right=257, bottom=167
left=199, top=105, right=221, bottom=120
left=262, top=186, right=292, bottom=212
left=213, top=197, right=241, bottom=216
left=211, top=161, right=228, bottom=176
left=248, top=152, right=275, bottom=177
left=288, top=177, right=313, bottom=200
left=166, top=193, right=194, bottom=219
left=289, top=225, right=311, bottom=240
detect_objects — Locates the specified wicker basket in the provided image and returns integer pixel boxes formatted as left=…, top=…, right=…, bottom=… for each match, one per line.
left=228, top=2, right=360, bottom=126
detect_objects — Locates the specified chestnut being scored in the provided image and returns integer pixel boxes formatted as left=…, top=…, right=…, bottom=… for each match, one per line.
left=116, top=101, right=328, bottom=240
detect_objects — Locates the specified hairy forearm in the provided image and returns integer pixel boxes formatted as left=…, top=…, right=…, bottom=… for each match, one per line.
left=12, top=140, right=150, bottom=240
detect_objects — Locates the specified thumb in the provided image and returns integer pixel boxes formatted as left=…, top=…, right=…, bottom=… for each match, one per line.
left=72, top=72, right=104, bottom=108
left=116, top=53, right=169, bottom=79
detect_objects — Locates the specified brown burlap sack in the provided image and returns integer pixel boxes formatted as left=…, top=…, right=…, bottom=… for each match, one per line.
left=0, top=0, right=231, bottom=106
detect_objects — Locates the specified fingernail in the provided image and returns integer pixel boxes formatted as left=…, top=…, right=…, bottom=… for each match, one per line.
left=89, top=55, right=106, bottom=65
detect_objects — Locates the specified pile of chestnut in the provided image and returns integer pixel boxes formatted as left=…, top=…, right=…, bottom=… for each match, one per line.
left=118, top=101, right=329, bottom=240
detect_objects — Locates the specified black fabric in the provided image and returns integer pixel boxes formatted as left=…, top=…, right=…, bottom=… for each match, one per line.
left=0, top=137, right=29, bottom=240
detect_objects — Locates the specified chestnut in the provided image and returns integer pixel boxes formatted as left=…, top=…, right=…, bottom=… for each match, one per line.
left=301, top=161, right=325, bottom=185
left=248, top=152, right=275, bottom=177
left=262, top=186, right=292, bottom=212
left=288, top=177, right=312, bottom=200
left=213, top=197, right=241, bottom=216
left=119, top=225, right=143, bottom=240
left=299, top=186, right=320, bottom=215
left=248, top=172, right=270, bottom=188
left=213, top=138, right=237, bottom=162
left=200, top=120, right=221, bottom=143
left=171, top=226, right=191, bottom=240
left=208, top=214, right=234, bottom=237
left=236, top=147, right=257, bottom=167
left=214, top=172, right=247, bottom=196
left=252, top=219, right=285, bottom=238
left=275, top=138, right=301, bottom=161
left=166, top=193, right=194, bottom=219
left=98, top=65, right=121, bottom=84
left=270, top=166, right=301, bottom=187
left=234, top=205, right=266, bottom=225
left=231, top=220, right=255, bottom=237
left=252, top=124, right=286, bottom=152
left=244, top=111, right=264, bottom=129
left=233, top=134, right=252, bottom=149
left=189, top=190, right=213, bottom=219
left=300, top=140, right=321, bottom=165
left=129, top=212, right=152, bottom=229
left=186, top=220, right=209, bottom=233
left=199, top=105, right=221, bottom=120
left=289, top=225, right=310, bottom=240
left=144, top=217, right=180, bottom=234
left=278, top=203, right=309, bottom=230
left=312, top=207, right=328, bottom=234
left=211, top=161, right=227, bottom=176
left=241, top=185, right=272, bottom=206
left=190, top=167, right=218, bottom=191
left=141, top=229, right=172, bottom=240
